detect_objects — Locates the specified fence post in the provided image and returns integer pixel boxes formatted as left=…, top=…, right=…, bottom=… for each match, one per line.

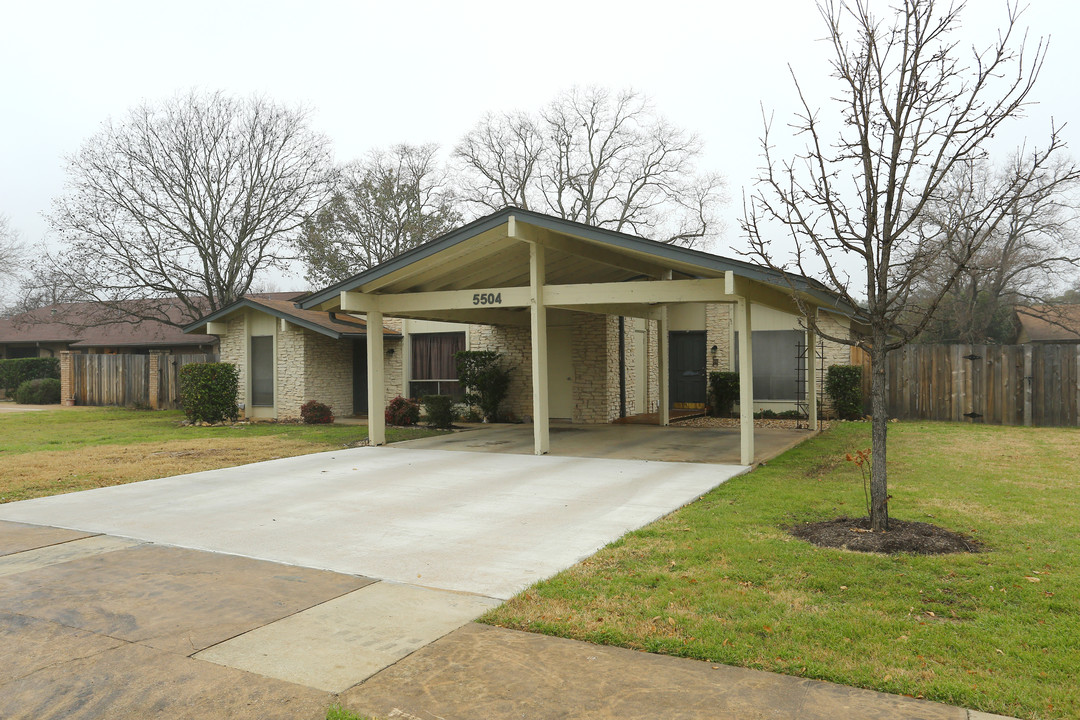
left=148, top=351, right=167, bottom=410
left=1023, top=345, right=1033, bottom=427
left=59, top=351, right=76, bottom=406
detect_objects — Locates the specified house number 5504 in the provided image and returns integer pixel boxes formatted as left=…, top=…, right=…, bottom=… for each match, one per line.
left=472, top=292, right=502, bottom=305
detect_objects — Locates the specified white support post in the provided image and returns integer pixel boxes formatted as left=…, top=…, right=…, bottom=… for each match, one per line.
left=530, top=243, right=550, bottom=455
left=657, top=305, right=670, bottom=426
left=367, top=310, right=386, bottom=446
left=807, top=321, right=818, bottom=432
left=738, top=299, right=755, bottom=465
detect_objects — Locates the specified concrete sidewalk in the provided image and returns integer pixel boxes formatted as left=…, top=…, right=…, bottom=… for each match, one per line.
left=0, top=521, right=1015, bottom=720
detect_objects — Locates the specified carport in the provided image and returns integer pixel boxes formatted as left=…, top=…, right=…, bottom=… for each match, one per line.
left=300, top=208, right=851, bottom=464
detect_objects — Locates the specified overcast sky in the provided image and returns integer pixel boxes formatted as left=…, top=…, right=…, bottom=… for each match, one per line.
left=2, top=0, right=1077, bottom=292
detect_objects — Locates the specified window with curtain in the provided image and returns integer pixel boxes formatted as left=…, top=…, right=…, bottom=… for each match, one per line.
left=409, top=332, right=466, bottom=400
left=733, top=330, right=803, bottom=400
left=251, top=335, right=274, bottom=406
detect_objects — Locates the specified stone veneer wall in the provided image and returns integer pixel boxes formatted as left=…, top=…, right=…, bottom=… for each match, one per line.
left=220, top=315, right=247, bottom=409
left=646, top=319, right=659, bottom=413
left=468, top=324, right=533, bottom=421
left=571, top=314, right=621, bottom=424
left=705, top=303, right=733, bottom=372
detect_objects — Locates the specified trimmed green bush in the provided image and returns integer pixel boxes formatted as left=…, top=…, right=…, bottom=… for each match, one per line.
left=385, top=395, right=420, bottom=426
left=300, top=400, right=334, bottom=424
left=455, top=350, right=511, bottom=421
left=708, top=371, right=739, bottom=417
left=825, top=364, right=864, bottom=420
left=422, top=394, right=455, bottom=429
left=13, top=377, right=61, bottom=405
left=0, top=357, right=60, bottom=394
left=179, top=362, right=239, bottom=423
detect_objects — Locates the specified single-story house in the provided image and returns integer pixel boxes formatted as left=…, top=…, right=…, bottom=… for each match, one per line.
left=186, top=208, right=861, bottom=463
left=0, top=300, right=222, bottom=359
left=1014, top=305, right=1080, bottom=344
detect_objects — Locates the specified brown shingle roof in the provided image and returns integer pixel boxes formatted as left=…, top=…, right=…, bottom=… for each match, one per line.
left=184, top=295, right=400, bottom=339
left=0, top=301, right=217, bottom=348
left=1015, top=305, right=1080, bottom=342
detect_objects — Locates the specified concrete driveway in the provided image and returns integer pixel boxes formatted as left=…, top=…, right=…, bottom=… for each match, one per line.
left=0, top=446, right=746, bottom=599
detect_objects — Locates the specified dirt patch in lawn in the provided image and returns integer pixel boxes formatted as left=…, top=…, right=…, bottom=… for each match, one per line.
left=790, top=516, right=983, bottom=555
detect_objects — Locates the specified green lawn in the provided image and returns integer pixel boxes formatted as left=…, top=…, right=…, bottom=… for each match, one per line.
left=484, top=422, right=1079, bottom=720
left=0, top=407, right=446, bottom=503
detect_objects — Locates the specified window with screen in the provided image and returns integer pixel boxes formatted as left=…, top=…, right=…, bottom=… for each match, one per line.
left=733, top=330, right=802, bottom=400
left=251, top=335, right=274, bottom=406
left=409, top=332, right=466, bottom=400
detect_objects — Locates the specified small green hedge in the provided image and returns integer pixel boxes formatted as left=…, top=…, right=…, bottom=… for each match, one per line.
left=708, top=371, right=739, bottom=417
left=825, top=364, right=864, bottom=420
left=13, top=377, right=61, bottom=404
left=422, top=394, right=454, bottom=429
left=455, top=350, right=510, bottom=421
left=0, top=357, right=60, bottom=394
left=179, top=362, right=239, bottom=423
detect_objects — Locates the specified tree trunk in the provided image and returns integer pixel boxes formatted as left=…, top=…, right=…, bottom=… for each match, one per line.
left=870, top=339, right=890, bottom=532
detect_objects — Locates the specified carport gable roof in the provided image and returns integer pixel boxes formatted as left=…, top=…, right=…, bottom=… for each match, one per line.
left=183, top=296, right=400, bottom=340
left=298, top=207, right=857, bottom=317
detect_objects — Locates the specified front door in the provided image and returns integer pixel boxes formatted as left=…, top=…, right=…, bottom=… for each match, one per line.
left=669, top=331, right=706, bottom=409
left=547, top=327, right=574, bottom=419
left=353, top=338, right=367, bottom=415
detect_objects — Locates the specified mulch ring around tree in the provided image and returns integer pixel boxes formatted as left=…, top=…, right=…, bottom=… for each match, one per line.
left=791, top=516, right=983, bottom=555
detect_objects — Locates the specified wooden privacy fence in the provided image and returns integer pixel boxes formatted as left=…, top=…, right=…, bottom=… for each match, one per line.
left=65, top=352, right=217, bottom=410
left=852, top=344, right=1079, bottom=427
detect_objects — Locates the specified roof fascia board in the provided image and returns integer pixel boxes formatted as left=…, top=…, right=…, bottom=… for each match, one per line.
left=298, top=211, right=515, bottom=309
left=183, top=299, right=366, bottom=340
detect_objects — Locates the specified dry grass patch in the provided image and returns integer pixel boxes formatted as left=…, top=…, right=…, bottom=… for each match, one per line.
left=0, top=437, right=334, bottom=503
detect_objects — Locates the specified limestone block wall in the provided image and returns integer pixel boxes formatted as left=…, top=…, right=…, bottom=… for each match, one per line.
left=300, top=330, right=353, bottom=419
left=571, top=314, right=622, bottom=424
left=706, top=303, right=733, bottom=372
left=220, top=315, right=247, bottom=409
left=646, top=319, right=659, bottom=413
left=383, top=336, right=404, bottom=403
left=469, top=324, right=533, bottom=421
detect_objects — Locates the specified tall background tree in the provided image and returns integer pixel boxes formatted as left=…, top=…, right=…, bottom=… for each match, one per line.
left=455, top=86, right=725, bottom=247
left=0, top=214, right=26, bottom=312
left=47, top=90, right=333, bottom=328
left=914, top=155, right=1080, bottom=342
left=742, top=0, right=1074, bottom=531
left=296, top=143, right=460, bottom=286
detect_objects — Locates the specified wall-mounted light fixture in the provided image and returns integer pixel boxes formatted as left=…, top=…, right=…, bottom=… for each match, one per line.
left=710, top=344, right=719, bottom=367
left=386, top=347, right=395, bottom=357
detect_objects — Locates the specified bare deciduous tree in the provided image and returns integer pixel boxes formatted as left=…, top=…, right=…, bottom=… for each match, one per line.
left=48, top=90, right=334, bottom=328
left=0, top=215, right=26, bottom=309
left=296, top=143, right=461, bottom=286
left=455, top=87, right=725, bottom=247
left=742, top=0, right=1066, bottom=531
left=915, top=155, right=1080, bottom=342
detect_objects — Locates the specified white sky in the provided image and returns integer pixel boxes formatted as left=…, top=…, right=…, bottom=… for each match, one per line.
left=2, top=0, right=1077, bottom=291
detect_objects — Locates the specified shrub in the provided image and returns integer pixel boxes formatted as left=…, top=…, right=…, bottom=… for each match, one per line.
left=826, top=364, right=864, bottom=420
left=708, top=372, right=739, bottom=417
left=422, top=394, right=455, bottom=429
left=300, top=400, right=334, bottom=424
left=385, top=395, right=420, bottom=426
left=455, top=350, right=511, bottom=421
left=179, top=362, right=239, bottom=423
left=0, top=357, right=60, bottom=394
left=13, top=377, right=61, bottom=404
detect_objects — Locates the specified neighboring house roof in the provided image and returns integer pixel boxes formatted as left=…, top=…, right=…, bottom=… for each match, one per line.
left=298, top=207, right=861, bottom=317
left=1015, top=305, right=1080, bottom=343
left=0, top=300, right=218, bottom=348
left=184, top=295, right=401, bottom=340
